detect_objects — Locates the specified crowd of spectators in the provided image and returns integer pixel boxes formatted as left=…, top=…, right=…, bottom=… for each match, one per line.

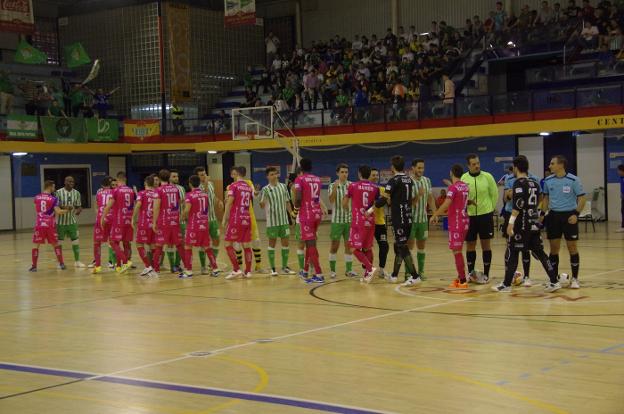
left=235, top=0, right=624, bottom=125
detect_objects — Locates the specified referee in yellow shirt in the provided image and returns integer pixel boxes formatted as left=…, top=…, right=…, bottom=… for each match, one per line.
left=370, top=168, right=389, bottom=277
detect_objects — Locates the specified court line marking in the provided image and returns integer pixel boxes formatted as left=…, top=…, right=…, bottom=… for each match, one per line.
left=276, top=343, right=569, bottom=414
left=0, top=362, right=395, bottom=414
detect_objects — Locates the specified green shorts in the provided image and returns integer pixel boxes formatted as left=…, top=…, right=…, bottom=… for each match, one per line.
left=267, top=224, right=290, bottom=240
left=295, top=224, right=301, bottom=241
left=57, top=223, right=79, bottom=240
left=330, top=222, right=350, bottom=241
left=409, top=221, right=429, bottom=241
left=209, top=220, right=220, bottom=240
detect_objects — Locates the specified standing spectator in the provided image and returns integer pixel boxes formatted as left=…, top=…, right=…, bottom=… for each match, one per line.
left=265, top=32, right=280, bottom=66
left=68, top=83, right=86, bottom=117
left=617, top=164, right=624, bottom=232
left=582, top=0, right=595, bottom=21
left=494, top=1, right=508, bottom=32
left=436, top=189, right=447, bottom=208
left=352, top=35, right=363, bottom=51
left=87, top=87, right=119, bottom=119
left=18, top=79, right=38, bottom=115
left=0, top=70, right=14, bottom=115
left=536, top=1, right=554, bottom=25
left=441, top=73, right=455, bottom=116
left=171, top=101, right=184, bottom=134
left=303, top=68, right=320, bottom=110
left=48, top=100, right=67, bottom=117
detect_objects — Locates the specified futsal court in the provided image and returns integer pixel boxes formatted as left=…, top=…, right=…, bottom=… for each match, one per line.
left=1, top=221, right=623, bottom=414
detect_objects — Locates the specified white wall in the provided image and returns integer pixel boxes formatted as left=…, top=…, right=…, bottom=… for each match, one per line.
left=108, top=156, right=126, bottom=176
left=577, top=133, right=605, bottom=195
left=518, top=136, right=545, bottom=178
left=607, top=183, right=621, bottom=225
left=0, top=156, right=14, bottom=230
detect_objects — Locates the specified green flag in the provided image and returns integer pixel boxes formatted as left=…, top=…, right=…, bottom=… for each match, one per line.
left=64, top=42, right=91, bottom=68
left=14, top=40, right=47, bottom=64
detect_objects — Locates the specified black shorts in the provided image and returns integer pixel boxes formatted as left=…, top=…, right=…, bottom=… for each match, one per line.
left=391, top=222, right=411, bottom=244
left=465, top=212, right=494, bottom=242
left=375, top=224, right=387, bottom=243
left=508, top=230, right=545, bottom=252
left=546, top=211, right=579, bottom=241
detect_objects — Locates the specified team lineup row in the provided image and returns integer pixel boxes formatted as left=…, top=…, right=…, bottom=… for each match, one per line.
left=28, top=152, right=585, bottom=290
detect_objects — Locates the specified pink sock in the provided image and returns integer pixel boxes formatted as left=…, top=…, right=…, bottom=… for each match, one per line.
left=152, top=246, right=163, bottom=272
left=94, top=242, right=101, bottom=267
left=308, top=246, right=322, bottom=274
left=454, top=252, right=466, bottom=282
left=365, top=248, right=373, bottom=265
left=353, top=249, right=372, bottom=272
left=226, top=246, right=240, bottom=271
left=32, top=248, right=39, bottom=268
left=137, top=246, right=150, bottom=267
left=54, top=245, right=64, bottom=265
left=112, top=242, right=126, bottom=265
left=184, top=249, right=193, bottom=271
left=244, top=248, right=252, bottom=273
left=205, top=249, right=217, bottom=269
left=123, top=242, right=131, bottom=261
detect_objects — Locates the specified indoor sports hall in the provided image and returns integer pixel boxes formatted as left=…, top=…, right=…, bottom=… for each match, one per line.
left=0, top=1, right=623, bottom=413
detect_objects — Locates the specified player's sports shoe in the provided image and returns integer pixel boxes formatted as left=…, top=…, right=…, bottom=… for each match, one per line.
left=226, top=270, right=243, bottom=280
left=379, top=268, right=388, bottom=279
left=148, top=270, right=159, bottom=278
left=130, top=263, right=137, bottom=269
left=512, top=271, right=524, bottom=286
left=74, top=261, right=86, bottom=268
left=448, top=279, right=469, bottom=289
left=118, top=261, right=132, bottom=274
left=329, top=271, right=337, bottom=279
left=178, top=270, right=193, bottom=279
left=559, top=273, right=571, bottom=287
left=29, top=266, right=37, bottom=272
left=281, top=267, right=296, bottom=275
left=87, top=260, right=96, bottom=268
left=306, top=275, right=325, bottom=284
left=386, top=274, right=398, bottom=283
left=544, top=282, right=562, bottom=293
left=211, top=268, right=221, bottom=277
left=523, top=277, right=533, bottom=287
left=171, top=265, right=181, bottom=274
left=92, top=266, right=103, bottom=275
left=570, top=278, right=580, bottom=289
left=58, top=263, right=66, bottom=270
left=402, top=276, right=422, bottom=287
left=298, top=270, right=308, bottom=280
left=270, top=269, right=279, bottom=277
left=345, top=271, right=359, bottom=278
left=491, top=283, right=511, bottom=292
left=200, top=267, right=208, bottom=275
left=244, top=272, right=252, bottom=279
left=140, top=266, right=153, bottom=276
left=107, top=261, right=114, bottom=269
left=363, top=267, right=377, bottom=283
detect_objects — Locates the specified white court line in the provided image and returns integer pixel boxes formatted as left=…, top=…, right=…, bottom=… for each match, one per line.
left=81, top=297, right=474, bottom=381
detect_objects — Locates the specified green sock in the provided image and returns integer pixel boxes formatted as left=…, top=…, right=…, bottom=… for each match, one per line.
left=167, top=250, right=175, bottom=269
left=147, top=250, right=153, bottom=262
left=199, top=250, right=206, bottom=268
left=71, top=243, right=80, bottom=261
left=281, top=248, right=289, bottom=268
left=297, top=249, right=305, bottom=270
left=268, top=248, right=276, bottom=270
left=108, top=247, right=116, bottom=264
left=329, top=253, right=336, bottom=272
left=345, top=255, right=353, bottom=272
left=174, top=251, right=181, bottom=267
left=417, top=251, right=426, bottom=275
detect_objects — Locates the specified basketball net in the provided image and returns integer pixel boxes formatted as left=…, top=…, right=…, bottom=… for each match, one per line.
left=231, top=105, right=300, bottom=172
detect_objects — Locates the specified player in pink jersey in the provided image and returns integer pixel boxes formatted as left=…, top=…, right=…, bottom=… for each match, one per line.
left=132, top=174, right=158, bottom=276
left=30, top=180, right=68, bottom=272
left=152, top=169, right=185, bottom=276
left=179, top=175, right=219, bottom=278
left=430, top=164, right=471, bottom=288
left=91, top=176, right=114, bottom=274
left=293, top=158, right=325, bottom=283
left=103, top=171, right=136, bottom=273
left=345, top=165, right=380, bottom=283
left=222, top=166, right=254, bottom=279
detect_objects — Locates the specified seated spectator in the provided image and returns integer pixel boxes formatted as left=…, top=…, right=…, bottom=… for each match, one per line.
left=598, top=43, right=615, bottom=68
left=580, top=20, right=600, bottom=49
left=608, top=19, right=623, bottom=50
left=48, top=99, right=67, bottom=117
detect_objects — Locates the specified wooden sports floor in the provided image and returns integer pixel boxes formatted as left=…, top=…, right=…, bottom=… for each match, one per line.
left=1, top=222, right=623, bottom=414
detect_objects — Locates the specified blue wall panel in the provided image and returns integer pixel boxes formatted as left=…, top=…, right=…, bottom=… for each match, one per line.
left=606, top=137, right=624, bottom=184
left=250, top=136, right=516, bottom=188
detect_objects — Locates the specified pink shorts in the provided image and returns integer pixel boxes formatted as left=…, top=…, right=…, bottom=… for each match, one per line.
left=155, top=225, right=181, bottom=246
left=93, top=222, right=112, bottom=242
left=110, top=224, right=134, bottom=242
left=185, top=227, right=210, bottom=247
left=33, top=227, right=58, bottom=245
left=300, top=219, right=321, bottom=241
left=349, top=222, right=374, bottom=249
left=448, top=228, right=467, bottom=250
left=225, top=224, right=251, bottom=243
left=136, top=227, right=155, bottom=244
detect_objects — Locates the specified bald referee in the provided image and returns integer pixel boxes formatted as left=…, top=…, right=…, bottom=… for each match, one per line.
left=542, top=155, right=586, bottom=289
